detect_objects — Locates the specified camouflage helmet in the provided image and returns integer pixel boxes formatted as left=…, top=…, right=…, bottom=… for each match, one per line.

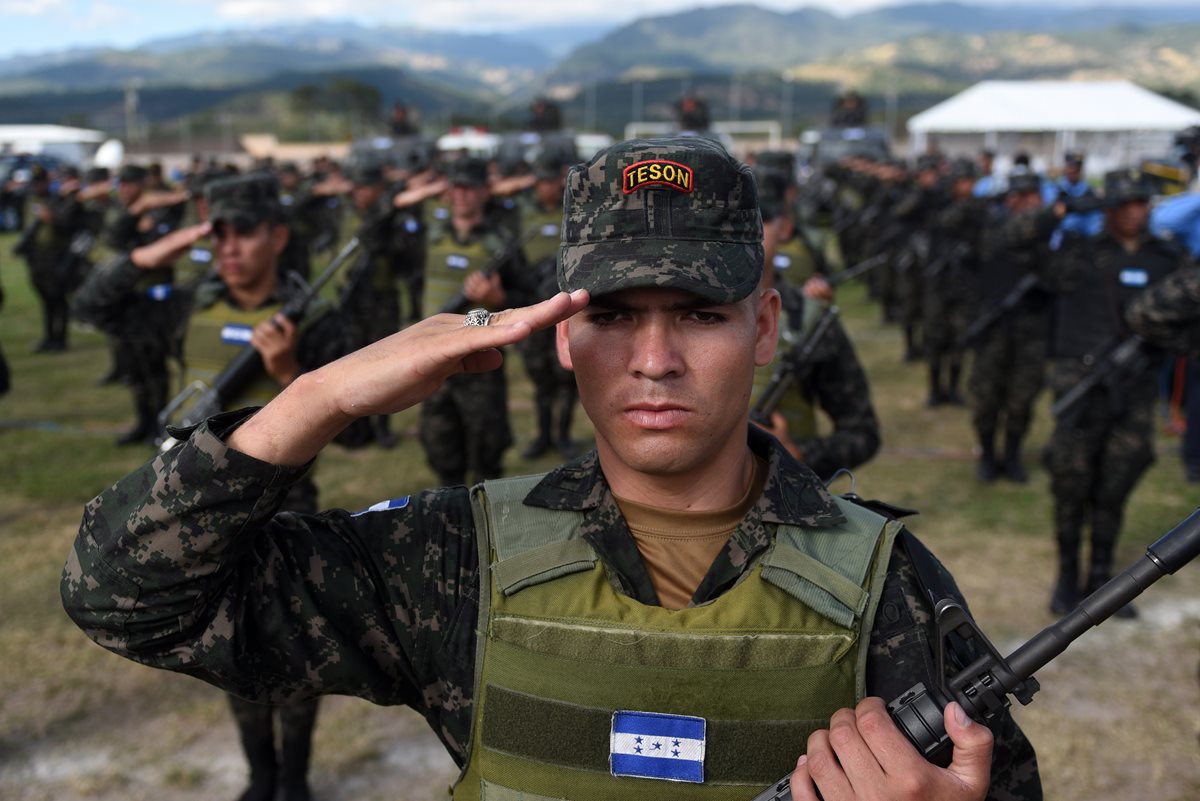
left=558, top=137, right=763, bottom=304
left=205, top=172, right=283, bottom=227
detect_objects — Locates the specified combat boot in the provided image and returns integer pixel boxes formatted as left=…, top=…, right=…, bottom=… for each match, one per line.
left=522, top=399, right=554, bottom=459
left=279, top=699, right=318, bottom=801
left=927, top=357, right=944, bottom=407
left=1049, top=549, right=1079, bottom=615
left=1001, top=432, right=1028, bottom=483
left=976, top=429, right=998, bottom=482
left=945, top=361, right=965, bottom=405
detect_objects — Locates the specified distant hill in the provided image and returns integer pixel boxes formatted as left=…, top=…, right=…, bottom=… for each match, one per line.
left=547, top=3, right=1200, bottom=85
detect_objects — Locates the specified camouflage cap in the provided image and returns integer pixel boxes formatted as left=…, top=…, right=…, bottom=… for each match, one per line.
left=1103, top=168, right=1151, bottom=207
left=558, top=137, right=763, bottom=304
left=117, top=164, right=147, bottom=183
left=205, top=172, right=283, bottom=226
left=348, top=162, right=388, bottom=187
left=1007, top=172, right=1042, bottom=195
left=446, top=156, right=490, bottom=188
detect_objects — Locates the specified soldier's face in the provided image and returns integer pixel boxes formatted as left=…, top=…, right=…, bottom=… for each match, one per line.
left=557, top=286, right=780, bottom=479
left=1108, top=200, right=1149, bottom=239
left=214, top=220, right=288, bottom=293
left=449, top=184, right=489, bottom=219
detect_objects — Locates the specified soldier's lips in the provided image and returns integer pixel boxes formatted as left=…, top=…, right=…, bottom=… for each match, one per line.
left=622, top=405, right=691, bottom=430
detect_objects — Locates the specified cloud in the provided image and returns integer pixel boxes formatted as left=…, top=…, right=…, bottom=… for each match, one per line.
left=216, top=0, right=390, bottom=20
left=1, top=0, right=66, bottom=15
left=70, top=1, right=132, bottom=30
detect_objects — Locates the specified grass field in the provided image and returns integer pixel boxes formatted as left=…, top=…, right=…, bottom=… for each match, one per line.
left=0, top=229, right=1197, bottom=801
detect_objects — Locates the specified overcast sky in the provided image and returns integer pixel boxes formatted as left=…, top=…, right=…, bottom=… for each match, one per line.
left=1, top=0, right=1194, bottom=59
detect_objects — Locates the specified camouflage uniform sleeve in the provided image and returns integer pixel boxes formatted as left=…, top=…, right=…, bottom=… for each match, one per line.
left=61, top=410, right=482, bottom=726
left=867, top=534, right=1043, bottom=801
left=794, top=315, right=881, bottom=480
left=1125, top=266, right=1200, bottom=357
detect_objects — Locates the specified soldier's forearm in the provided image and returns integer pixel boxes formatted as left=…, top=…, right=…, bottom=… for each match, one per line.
left=227, top=368, right=355, bottom=467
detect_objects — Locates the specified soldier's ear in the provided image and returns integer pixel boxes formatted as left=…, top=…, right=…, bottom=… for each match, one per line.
left=270, top=222, right=290, bottom=257
left=754, top=288, right=781, bottom=369
left=555, top=319, right=575, bottom=372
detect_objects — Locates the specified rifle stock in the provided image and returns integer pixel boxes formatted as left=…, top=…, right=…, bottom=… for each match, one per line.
left=1050, top=336, right=1147, bottom=420
left=750, top=306, right=839, bottom=426
left=958, top=272, right=1040, bottom=349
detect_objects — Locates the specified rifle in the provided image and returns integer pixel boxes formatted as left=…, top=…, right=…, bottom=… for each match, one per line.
left=750, top=306, right=839, bottom=427
left=826, top=252, right=888, bottom=287
left=1051, top=336, right=1149, bottom=421
left=923, top=240, right=971, bottom=281
left=958, top=272, right=1040, bottom=349
left=751, top=507, right=1200, bottom=800
left=157, top=237, right=361, bottom=450
left=438, top=224, right=541, bottom=315
left=57, top=229, right=96, bottom=288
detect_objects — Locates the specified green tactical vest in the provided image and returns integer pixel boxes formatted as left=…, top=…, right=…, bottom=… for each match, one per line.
left=521, top=207, right=563, bottom=270
left=772, top=236, right=819, bottom=290
left=424, top=225, right=501, bottom=317
left=454, top=474, right=899, bottom=801
left=751, top=299, right=824, bottom=441
left=182, top=291, right=329, bottom=410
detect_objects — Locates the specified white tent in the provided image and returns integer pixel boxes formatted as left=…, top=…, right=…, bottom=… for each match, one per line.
left=906, top=81, right=1200, bottom=176
left=0, top=124, right=107, bottom=163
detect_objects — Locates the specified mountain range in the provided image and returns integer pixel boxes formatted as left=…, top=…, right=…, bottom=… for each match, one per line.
left=0, top=3, right=1198, bottom=134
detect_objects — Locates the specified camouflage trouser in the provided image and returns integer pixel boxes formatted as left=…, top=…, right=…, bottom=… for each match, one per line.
left=968, top=313, right=1047, bottom=440
left=120, top=334, right=170, bottom=428
left=922, top=276, right=972, bottom=360
left=519, top=327, right=579, bottom=447
left=1044, top=367, right=1156, bottom=567
left=419, top=368, right=513, bottom=486
left=225, top=487, right=320, bottom=796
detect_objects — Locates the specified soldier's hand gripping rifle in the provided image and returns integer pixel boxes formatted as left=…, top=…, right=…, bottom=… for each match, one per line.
left=1050, top=335, right=1148, bottom=421
left=157, top=237, right=361, bottom=451
left=438, top=224, right=542, bottom=315
left=958, top=272, right=1041, bottom=349
left=750, top=306, right=840, bottom=427
left=751, top=508, right=1200, bottom=801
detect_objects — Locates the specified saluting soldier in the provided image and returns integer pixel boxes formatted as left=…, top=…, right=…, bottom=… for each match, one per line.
left=74, top=172, right=367, bottom=801
left=419, top=156, right=534, bottom=485
left=516, top=151, right=580, bottom=459
left=17, top=164, right=83, bottom=353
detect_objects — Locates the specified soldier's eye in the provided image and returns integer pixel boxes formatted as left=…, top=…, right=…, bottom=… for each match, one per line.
left=586, top=310, right=625, bottom=327
left=686, top=310, right=726, bottom=325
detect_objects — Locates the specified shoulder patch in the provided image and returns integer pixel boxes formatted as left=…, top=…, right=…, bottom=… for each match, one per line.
left=623, top=160, right=694, bottom=195
left=352, top=496, right=411, bottom=517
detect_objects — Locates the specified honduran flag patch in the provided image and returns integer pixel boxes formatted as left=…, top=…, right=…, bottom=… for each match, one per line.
left=610, top=711, right=706, bottom=783
left=352, top=496, right=411, bottom=517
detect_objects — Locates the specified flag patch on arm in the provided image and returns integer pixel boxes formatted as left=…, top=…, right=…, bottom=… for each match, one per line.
left=610, top=711, right=705, bottom=783
left=352, top=496, right=410, bottom=517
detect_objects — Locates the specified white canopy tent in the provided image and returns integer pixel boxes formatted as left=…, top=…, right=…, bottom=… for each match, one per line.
left=0, top=125, right=108, bottom=164
left=907, top=81, right=1200, bottom=177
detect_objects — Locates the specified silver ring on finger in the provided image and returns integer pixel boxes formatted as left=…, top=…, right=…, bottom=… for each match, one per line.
left=463, top=308, right=492, bottom=327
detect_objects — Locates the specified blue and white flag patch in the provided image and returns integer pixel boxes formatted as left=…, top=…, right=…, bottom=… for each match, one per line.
left=352, top=496, right=411, bottom=517
left=190, top=247, right=213, bottom=263
left=610, top=711, right=705, bottom=784
left=1119, top=268, right=1149, bottom=287
left=773, top=254, right=792, bottom=269
left=446, top=254, right=471, bottom=270
left=540, top=223, right=559, bottom=237
left=146, top=283, right=173, bottom=301
left=220, top=323, right=254, bottom=346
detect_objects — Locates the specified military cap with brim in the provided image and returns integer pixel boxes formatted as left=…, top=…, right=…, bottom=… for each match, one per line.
left=1007, top=172, right=1042, bottom=195
left=205, top=172, right=282, bottom=227
left=446, top=156, right=490, bottom=187
left=348, top=163, right=387, bottom=187
left=118, top=164, right=147, bottom=183
left=1103, top=169, right=1151, bottom=207
left=558, top=137, right=763, bottom=305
